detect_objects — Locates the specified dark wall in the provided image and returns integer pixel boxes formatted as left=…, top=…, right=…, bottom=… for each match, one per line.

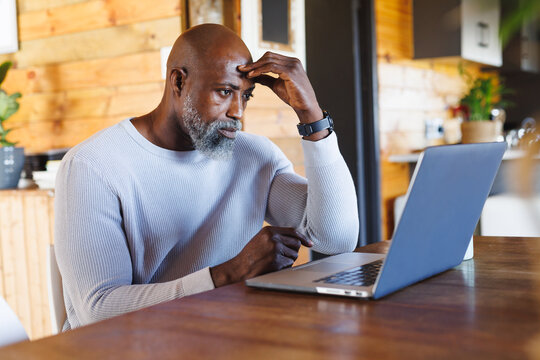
left=305, top=0, right=381, bottom=247
left=502, top=71, right=540, bottom=130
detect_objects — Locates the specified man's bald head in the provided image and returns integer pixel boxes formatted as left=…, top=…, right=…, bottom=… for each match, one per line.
left=167, top=23, right=252, bottom=76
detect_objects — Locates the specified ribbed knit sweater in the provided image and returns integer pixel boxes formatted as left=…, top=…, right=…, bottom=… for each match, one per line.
left=54, top=118, right=359, bottom=330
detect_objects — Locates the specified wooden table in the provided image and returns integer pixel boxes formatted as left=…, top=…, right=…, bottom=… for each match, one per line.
left=2, top=236, right=540, bottom=359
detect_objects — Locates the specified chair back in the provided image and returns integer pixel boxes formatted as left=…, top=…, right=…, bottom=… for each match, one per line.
left=47, top=244, right=66, bottom=334
left=0, top=296, right=28, bottom=347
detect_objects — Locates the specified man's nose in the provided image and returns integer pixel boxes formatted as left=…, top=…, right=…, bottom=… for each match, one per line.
left=226, top=94, right=244, bottom=121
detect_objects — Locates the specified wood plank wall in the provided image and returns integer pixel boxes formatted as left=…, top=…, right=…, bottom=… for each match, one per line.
left=0, top=0, right=183, bottom=153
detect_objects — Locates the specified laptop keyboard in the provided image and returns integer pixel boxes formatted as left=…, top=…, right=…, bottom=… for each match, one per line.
left=315, top=259, right=383, bottom=287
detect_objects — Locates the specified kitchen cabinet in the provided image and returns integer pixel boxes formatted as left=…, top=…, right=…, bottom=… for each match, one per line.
left=413, top=0, right=502, bottom=66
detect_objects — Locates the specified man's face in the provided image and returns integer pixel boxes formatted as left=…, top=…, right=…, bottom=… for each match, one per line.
left=181, top=55, right=255, bottom=160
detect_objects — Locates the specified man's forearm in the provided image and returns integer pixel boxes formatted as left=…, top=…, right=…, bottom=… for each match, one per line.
left=266, top=132, right=359, bottom=254
left=61, top=266, right=215, bottom=327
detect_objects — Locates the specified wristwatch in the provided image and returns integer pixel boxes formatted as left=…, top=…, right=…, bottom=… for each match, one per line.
left=296, top=111, right=334, bottom=137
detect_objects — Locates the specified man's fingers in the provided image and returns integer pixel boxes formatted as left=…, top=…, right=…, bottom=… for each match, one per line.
left=276, top=242, right=299, bottom=261
left=254, top=74, right=276, bottom=88
left=238, top=51, right=295, bottom=71
left=273, top=234, right=302, bottom=251
left=244, top=63, right=291, bottom=80
left=270, top=226, right=313, bottom=247
left=239, top=57, right=291, bottom=72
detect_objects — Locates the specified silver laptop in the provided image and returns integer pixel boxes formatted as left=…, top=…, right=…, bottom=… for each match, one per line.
left=246, top=142, right=506, bottom=299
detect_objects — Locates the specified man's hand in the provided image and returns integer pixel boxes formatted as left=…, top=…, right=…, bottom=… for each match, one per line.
left=210, top=226, right=313, bottom=287
left=238, top=52, right=326, bottom=134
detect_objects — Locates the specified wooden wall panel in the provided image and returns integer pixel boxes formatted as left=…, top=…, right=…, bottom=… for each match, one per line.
left=380, top=161, right=411, bottom=240
left=19, top=0, right=182, bottom=41
left=244, top=85, right=299, bottom=140
left=3, top=50, right=163, bottom=152
left=11, top=83, right=164, bottom=125
left=0, top=190, right=55, bottom=340
left=0, top=17, right=181, bottom=68
left=18, top=0, right=87, bottom=13
left=14, top=116, right=126, bottom=152
left=3, top=52, right=162, bottom=95
left=23, top=195, right=42, bottom=337
left=376, top=0, right=413, bottom=60
left=0, top=0, right=183, bottom=153
left=243, top=108, right=298, bottom=138
left=0, top=196, right=20, bottom=321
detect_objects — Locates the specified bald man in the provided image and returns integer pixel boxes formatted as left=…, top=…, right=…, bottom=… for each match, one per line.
left=55, top=24, right=358, bottom=330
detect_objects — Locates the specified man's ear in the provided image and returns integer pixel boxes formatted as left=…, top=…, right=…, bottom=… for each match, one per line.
left=170, top=67, right=188, bottom=95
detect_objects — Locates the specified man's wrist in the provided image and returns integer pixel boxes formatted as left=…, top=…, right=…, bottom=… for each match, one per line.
left=297, top=109, right=333, bottom=141
left=209, top=260, right=238, bottom=287
left=302, top=129, right=330, bottom=142
left=295, top=106, right=324, bottom=125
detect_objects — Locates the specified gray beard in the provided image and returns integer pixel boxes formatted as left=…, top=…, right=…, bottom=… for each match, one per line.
left=182, top=95, right=242, bottom=161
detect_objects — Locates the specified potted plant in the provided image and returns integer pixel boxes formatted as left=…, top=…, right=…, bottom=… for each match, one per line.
left=457, top=66, right=511, bottom=144
left=0, top=61, right=24, bottom=189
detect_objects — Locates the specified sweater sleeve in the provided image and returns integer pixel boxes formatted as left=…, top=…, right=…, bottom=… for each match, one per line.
left=54, top=156, right=215, bottom=327
left=265, top=132, right=359, bottom=254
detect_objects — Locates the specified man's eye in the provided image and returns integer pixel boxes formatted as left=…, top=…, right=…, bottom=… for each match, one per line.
left=219, top=89, right=232, bottom=96
left=243, top=93, right=254, bottom=101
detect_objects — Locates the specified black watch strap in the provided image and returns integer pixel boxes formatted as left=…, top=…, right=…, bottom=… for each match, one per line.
left=297, top=111, right=334, bottom=137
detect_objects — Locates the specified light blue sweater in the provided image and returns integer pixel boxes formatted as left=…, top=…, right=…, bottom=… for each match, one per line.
left=54, top=118, right=359, bottom=329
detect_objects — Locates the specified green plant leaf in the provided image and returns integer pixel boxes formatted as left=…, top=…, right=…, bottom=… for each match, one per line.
left=500, top=0, right=540, bottom=48
left=0, top=61, right=21, bottom=147
left=0, top=127, right=16, bottom=147
left=459, top=67, right=511, bottom=121
left=0, top=140, right=16, bottom=147
left=0, top=61, right=12, bottom=87
left=0, top=91, right=20, bottom=121
left=0, top=92, right=9, bottom=121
